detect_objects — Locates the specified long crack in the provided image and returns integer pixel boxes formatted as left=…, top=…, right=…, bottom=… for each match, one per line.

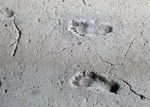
left=122, top=79, right=146, bottom=100
left=122, top=36, right=143, bottom=65
left=12, top=18, right=22, bottom=57
left=124, top=39, right=135, bottom=57
left=121, top=79, right=150, bottom=102
left=82, top=0, right=86, bottom=5
left=122, top=39, right=135, bottom=65
left=122, top=38, right=136, bottom=64
left=96, top=52, right=114, bottom=74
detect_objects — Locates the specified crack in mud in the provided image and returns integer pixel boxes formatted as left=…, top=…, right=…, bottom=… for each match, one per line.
left=12, top=18, right=22, bottom=57
left=121, top=79, right=150, bottom=102
left=96, top=52, right=114, bottom=74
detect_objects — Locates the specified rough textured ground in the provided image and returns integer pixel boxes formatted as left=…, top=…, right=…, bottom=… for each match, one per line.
left=0, top=0, right=150, bottom=107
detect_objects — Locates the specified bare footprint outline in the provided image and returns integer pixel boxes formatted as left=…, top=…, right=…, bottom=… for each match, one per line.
left=68, top=19, right=113, bottom=37
left=70, top=71, right=119, bottom=94
left=0, top=7, right=14, bottom=19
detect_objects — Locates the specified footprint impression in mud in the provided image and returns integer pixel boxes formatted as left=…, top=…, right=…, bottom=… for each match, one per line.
left=0, top=7, right=14, bottom=19
left=68, top=19, right=113, bottom=37
left=70, top=71, right=119, bottom=94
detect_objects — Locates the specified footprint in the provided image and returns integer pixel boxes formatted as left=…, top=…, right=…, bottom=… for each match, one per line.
left=68, top=20, right=89, bottom=37
left=0, top=7, right=14, bottom=19
left=68, top=19, right=113, bottom=37
left=70, top=71, right=119, bottom=94
left=97, top=24, right=113, bottom=35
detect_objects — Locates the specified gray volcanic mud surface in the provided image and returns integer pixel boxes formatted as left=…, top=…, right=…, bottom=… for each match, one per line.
left=0, top=0, right=150, bottom=107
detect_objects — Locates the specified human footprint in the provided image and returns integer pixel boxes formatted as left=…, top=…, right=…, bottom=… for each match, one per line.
left=68, top=19, right=113, bottom=37
left=70, top=71, right=119, bottom=94
left=0, top=7, right=14, bottom=19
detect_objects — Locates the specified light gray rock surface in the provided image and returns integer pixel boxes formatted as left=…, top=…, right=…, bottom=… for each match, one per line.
left=0, top=0, right=150, bottom=107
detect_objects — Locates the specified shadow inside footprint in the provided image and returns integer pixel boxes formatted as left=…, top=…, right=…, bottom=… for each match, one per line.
left=110, top=82, right=120, bottom=94
left=88, top=72, right=120, bottom=94
left=100, top=24, right=113, bottom=35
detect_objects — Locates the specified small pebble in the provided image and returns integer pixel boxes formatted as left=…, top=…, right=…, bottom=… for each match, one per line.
left=26, top=39, right=31, bottom=44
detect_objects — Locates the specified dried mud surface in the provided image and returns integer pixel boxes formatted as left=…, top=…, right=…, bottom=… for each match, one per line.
left=0, top=0, right=150, bottom=107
